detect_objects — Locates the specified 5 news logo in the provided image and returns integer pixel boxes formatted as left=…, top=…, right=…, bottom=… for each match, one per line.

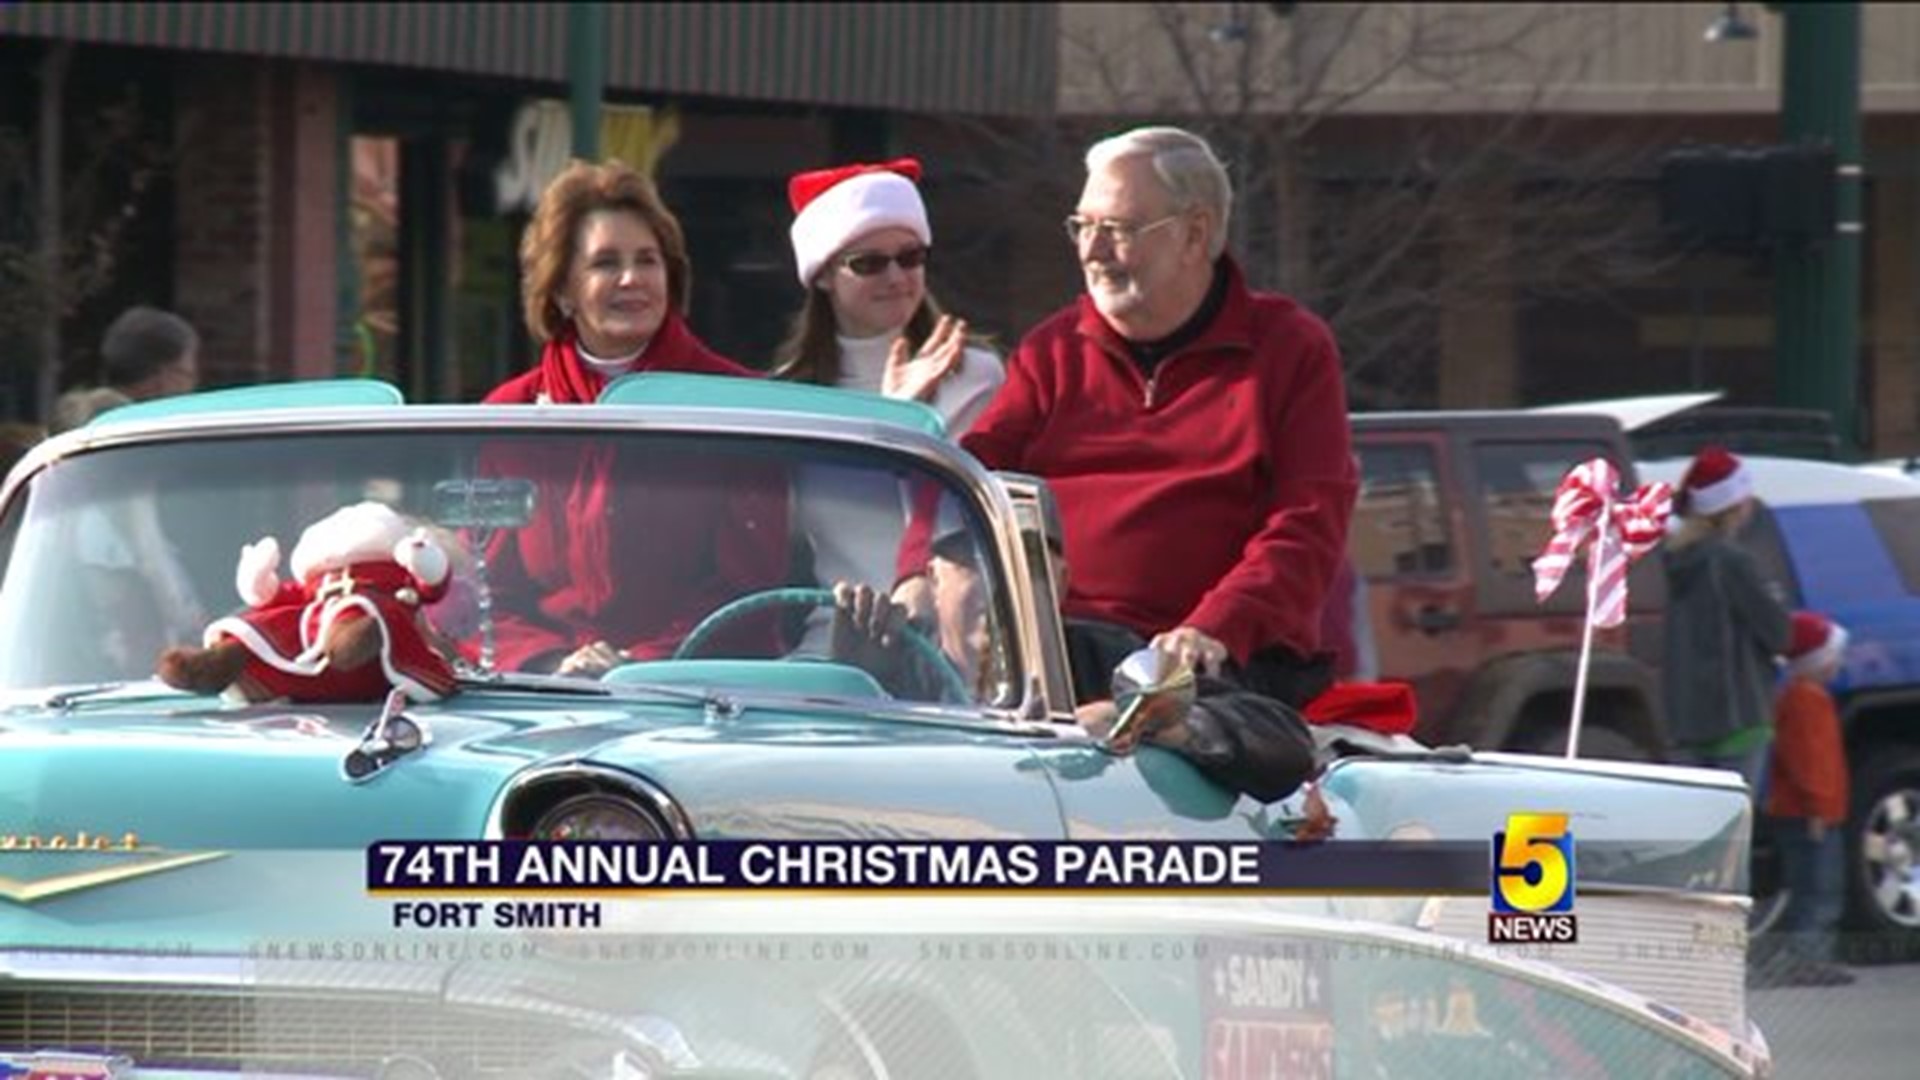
left=1489, top=812, right=1578, bottom=944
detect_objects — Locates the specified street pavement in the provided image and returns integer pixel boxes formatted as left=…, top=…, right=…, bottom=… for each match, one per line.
left=1749, top=959, right=1919, bottom=1078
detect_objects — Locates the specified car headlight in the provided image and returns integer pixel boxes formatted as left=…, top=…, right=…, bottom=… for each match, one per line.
left=531, top=793, right=668, bottom=841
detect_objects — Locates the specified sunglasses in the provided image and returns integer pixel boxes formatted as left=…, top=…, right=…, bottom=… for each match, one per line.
left=839, top=246, right=930, bottom=277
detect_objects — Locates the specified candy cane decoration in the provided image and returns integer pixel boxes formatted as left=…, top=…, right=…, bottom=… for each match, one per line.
left=1532, top=459, right=1673, bottom=758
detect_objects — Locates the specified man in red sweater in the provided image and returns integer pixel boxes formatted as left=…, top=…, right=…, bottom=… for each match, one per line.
left=961, top=126, right=1357, bottom=707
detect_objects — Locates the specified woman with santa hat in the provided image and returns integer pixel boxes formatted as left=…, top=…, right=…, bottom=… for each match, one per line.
left=774, top=159, right=1005, bottom=647
left=1661, top=445, right=1794, bottom=790
left=774, top=157, right=1003, bottom=431
left=477, top=160, right=788, bottom=677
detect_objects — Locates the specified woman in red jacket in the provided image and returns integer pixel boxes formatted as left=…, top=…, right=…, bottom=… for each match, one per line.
left=477, top=160, right=787, bottom=675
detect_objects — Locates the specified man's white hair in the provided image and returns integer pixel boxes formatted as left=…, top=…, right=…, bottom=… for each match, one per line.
left=1084, top=126, right=1233, bottom=260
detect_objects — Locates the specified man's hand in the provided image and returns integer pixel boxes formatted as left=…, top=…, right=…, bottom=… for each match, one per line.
left=1075, top=698, right=1190, bottom=755
left=830, top=582, right=909, bottom=678
left=883, top=315, right=967, bottom=403
left=1150, top=625, right=1230, bottom=677
left=890, top=574, right=935, bottom=627
left=556, top=640, right=627, bottom=678
left=1809, top=819, right=1827, bottom=842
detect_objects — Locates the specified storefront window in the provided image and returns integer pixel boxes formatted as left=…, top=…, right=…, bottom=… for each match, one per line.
left=348, top=136, right=401, bottom=385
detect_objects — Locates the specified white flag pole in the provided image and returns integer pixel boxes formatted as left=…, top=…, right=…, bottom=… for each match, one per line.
left=1566, top=501, right=1609, bottom=760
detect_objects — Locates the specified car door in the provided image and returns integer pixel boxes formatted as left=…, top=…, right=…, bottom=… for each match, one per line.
left=995, top=477, right=1300, bottom=838
left=1467, top=434, right=1648, bottom=672
left=1351, top=432, right=1473, bottom=730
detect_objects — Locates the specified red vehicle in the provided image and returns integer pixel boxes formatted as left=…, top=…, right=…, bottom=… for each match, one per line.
left=1349, top=408, right=1666, bottom=759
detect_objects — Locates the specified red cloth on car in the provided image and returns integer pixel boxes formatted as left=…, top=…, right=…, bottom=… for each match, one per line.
left=961, top=257, right=1357, bottom=663
left=1300, top=681, right=1418, bottom=735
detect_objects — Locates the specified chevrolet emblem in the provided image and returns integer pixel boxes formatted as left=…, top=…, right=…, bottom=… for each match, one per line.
left=0, top=834, right=224, bottom=904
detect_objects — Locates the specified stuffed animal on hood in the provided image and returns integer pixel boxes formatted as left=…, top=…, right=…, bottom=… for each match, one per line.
left=158, top=501, right=458, bottom=703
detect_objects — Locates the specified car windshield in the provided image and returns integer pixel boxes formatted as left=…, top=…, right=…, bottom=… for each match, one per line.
left=0, top=424, right=1018, bottom=708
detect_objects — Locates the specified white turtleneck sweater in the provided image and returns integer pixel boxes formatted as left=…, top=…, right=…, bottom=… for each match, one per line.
left=829, top=331, right=1005, bottom=435
left=578, top=339, right=647, bottom=381
left=792, top=331, right=1006, bottom=656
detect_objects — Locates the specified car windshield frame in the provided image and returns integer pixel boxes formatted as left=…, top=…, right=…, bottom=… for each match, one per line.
left=0, top=404, right=1054, bottom=722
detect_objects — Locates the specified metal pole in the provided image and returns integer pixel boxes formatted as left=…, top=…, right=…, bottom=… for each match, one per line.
left=568, top=2, right=605, bottom=162
left=1774, top=2, right=1863, bottom=454
left=35, top=43, right=72, bottom=423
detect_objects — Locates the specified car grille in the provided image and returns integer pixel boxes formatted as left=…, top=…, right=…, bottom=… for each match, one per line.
left=0, top=983, right=605, bottom=1075
left=1421, top=891, right=1749, bottom=1036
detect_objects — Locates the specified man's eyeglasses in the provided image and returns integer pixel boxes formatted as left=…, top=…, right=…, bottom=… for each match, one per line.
left=1063, top=214, right=1183, bottom=248
left=839, top=246, right=931, bottom=277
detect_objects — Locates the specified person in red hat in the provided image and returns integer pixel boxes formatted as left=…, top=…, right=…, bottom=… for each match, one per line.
left=477, top=160, right=788, bottom=676
left=775, top=157, right=1003, bottom=430
left=957, top=126, right=1357, bottom=709
left=774, top=158, right=1005, bottom=654
left=1661, top=445, right=1793, bottom=784
left=1755, top=611, right=1855, bottom=986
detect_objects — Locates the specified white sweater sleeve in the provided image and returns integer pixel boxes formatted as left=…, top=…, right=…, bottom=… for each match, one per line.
left=932, top=345, right=1007, bottom=437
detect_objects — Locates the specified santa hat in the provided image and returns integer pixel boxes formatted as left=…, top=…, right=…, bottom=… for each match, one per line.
left=788, top=158, right=931, bottom=286
left=1785, top=611, right=1849, bottom=677
left=1680, top=445, right=1754, bottom=517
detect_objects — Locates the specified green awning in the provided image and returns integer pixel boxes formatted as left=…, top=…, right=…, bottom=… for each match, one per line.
left=0, top=2, right=1057, bottom=117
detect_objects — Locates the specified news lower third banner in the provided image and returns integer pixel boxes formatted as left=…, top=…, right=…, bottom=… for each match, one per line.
left=367, top=840, right=1492, bottom=893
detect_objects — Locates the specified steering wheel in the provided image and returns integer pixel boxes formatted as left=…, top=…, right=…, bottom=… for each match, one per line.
left=672, top=587, right=973, bottom=704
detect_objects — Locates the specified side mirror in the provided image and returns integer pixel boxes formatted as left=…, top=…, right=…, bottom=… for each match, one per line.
left=341, top=689, right=431, bottom=783
left=1106, top=647, right=1196, bottom=748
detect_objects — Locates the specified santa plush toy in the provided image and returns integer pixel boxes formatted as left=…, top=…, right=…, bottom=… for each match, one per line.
left=158, top=501, right=458, bottom=703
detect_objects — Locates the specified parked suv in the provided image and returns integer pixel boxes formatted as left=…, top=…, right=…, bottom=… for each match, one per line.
left=1639, top=454, right=1920, bottom=952
left=1350, top=410, right=1666, bottom=760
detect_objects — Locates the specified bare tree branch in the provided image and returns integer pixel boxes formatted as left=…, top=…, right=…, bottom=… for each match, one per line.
left=0, top=89, right=173, bottom=386
left=915, top=2, right=1679, bottom=409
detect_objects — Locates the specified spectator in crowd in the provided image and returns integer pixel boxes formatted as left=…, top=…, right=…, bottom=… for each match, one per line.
left=1756, top=611, right=1856, bottom=987
left=479, top=159, right=785, bottom=676
left=49, top=305, right=200, bottom=436
left=45, top=385, right=204, bottom=672
left=49, top=387, right=132, bottom=436
left=956, top=125, right=1357, bottom=708
left=774, top=158, right=1004, bottom=649
left=100, top=305, right=200, bottom=401
left=1661, top=446, right=1793, bottom=790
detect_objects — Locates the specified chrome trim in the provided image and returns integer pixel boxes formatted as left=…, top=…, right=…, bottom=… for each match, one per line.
left=1467, top=751, right=1751, bottom=792
left=996, top=475, right=1077, bottom=715
left=0, top=946, right=705, bottom=1075
left=484, top=761, right=697, bottom=841
left=3, top=404, right=1051, bottom=722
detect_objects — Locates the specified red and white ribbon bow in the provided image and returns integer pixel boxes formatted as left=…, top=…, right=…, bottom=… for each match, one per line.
left=1532, top=459, right=1673, bottom=628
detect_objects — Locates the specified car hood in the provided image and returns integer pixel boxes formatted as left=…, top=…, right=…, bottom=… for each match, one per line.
left=0, top=685, right=1073, bottom=949
left=0, top=685, right=1067, bottom=851
left=1529, top=390, right=1723, bottom=432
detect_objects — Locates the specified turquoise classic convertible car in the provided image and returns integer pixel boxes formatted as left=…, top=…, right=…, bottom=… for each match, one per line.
left=0, top=377, right=1766, bottom=1078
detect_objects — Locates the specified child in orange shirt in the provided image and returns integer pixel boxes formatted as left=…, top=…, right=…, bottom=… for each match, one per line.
left=1759, top=611, right=1854, bottom=987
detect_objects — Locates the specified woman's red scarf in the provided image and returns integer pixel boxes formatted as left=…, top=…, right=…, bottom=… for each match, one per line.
left=534, top=329, right=629, bottom=404
left=496, top=316, right=746, bottom=616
